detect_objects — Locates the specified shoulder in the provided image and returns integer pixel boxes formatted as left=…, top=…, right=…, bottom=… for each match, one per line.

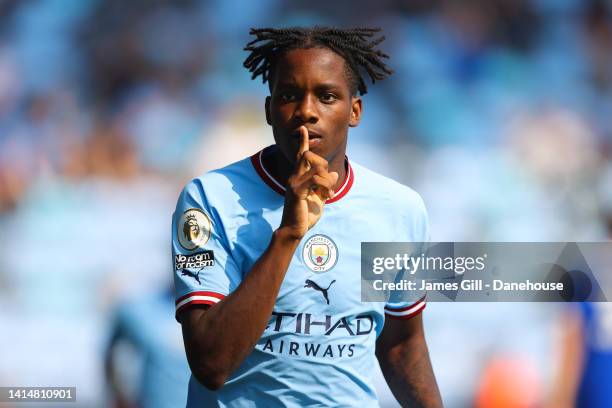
left=183, top=156, right=254, bottom=197
left=113, top=293, right=163, bottom=326
left=350, top=161, right=427, bottom=212
left=178, top=155, right=262, bottom=212
left=349, top=161, right=430, bottom=241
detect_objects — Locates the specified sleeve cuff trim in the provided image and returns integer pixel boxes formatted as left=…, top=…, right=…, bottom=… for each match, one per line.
left=175, top=291, right=225, bottom=312
left=384, top=295, right=426, bottom=312
left=385, top=301, right=426, bottom=319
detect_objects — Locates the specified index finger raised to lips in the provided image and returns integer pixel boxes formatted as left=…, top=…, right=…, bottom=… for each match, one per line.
left=297, top=126, right=309, bottom=160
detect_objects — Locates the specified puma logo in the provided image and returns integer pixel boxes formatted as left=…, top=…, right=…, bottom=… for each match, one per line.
left=304, top=279, right=336, bottom=304
left=181, top=269, right=201, bottom=285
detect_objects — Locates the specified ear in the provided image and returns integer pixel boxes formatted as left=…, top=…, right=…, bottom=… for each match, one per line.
left=349, top=96, right=362, bottom=127
left=265, top=96, right=272, bottom=126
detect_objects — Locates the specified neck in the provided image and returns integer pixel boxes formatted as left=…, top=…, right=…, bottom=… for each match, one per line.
left=263, top=145, right=347, bottom=192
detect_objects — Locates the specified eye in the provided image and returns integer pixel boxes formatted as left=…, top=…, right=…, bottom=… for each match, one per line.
left=320, top=93, right=337, bottom=103
left=279, top=92, right=296, bottom=102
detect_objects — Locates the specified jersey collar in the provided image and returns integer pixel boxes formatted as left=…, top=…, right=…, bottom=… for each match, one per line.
left=250, top=146, right=354, bottom=204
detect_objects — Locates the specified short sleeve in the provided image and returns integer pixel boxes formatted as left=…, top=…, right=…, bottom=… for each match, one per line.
left=384, top=192, right=429, bottom=320
left=172, top=178, right=242, bottom=320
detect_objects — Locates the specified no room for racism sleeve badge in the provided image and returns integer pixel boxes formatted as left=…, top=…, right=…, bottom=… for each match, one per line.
left=177, top=208, right=212, bottom=251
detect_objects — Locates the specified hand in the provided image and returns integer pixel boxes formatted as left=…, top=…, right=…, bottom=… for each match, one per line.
left=278, top=126, right=339, bottom=241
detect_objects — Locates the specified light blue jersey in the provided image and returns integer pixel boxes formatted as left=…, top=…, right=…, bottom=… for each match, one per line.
left=172, top=145, right=429, bottom=407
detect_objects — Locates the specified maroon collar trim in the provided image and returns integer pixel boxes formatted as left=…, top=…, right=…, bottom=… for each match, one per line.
left=250, top=148, right=354, bottom=204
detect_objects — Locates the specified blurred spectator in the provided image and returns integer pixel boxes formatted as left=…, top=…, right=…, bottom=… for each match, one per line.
left=548, top=303, right=612, bottom=408
left=105, top=286, right=190, bottom=408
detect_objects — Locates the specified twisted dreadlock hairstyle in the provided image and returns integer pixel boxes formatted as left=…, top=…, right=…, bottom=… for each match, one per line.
left=243, top=27, right=393, bottom=95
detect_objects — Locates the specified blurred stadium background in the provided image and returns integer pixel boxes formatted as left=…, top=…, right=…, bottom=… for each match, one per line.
left=1, top=0, right=611, bottom=407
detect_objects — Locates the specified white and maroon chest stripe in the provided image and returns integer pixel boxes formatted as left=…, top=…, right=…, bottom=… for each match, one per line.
left=175, top=291, right=225, bottom=313
left=384, top=297, right=426, bottom=320
left=250, top=149, right=354, bottom=203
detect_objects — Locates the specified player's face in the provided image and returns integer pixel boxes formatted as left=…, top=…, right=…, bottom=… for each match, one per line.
left=266, top=47, right=361, bottom=163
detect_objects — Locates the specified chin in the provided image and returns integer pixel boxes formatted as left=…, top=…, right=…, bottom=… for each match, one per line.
left=309, top=145, right=330, bottom=159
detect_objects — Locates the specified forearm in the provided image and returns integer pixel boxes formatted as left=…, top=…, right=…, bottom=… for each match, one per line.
left=106, top=361, right=133, bottom=408
left=183, top=228, right=300, bottom=387
left=379, top=346, right=441, bottom=407
left=546, top=310, right=583, bottom=408
left=377, top=327, right=442, bottom=407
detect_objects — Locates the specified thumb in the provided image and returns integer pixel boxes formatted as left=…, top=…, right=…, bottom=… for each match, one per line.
left=330, top=171, right=339, bottom=187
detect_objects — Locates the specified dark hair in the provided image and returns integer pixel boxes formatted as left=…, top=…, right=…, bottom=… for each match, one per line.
left=243, top=26, right=393, bottom=95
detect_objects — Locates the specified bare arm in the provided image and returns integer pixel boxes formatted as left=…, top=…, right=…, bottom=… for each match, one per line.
left=376, top=313, right=443, bottom=408
left=545, top=308, right=584, bottom=408
left=180, top=229, right=299, bottom=390
left=179, top=127, right=338, bottom=390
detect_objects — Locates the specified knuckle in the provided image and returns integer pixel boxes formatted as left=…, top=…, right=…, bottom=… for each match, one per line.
left=287, top=177, right=299, bottom=191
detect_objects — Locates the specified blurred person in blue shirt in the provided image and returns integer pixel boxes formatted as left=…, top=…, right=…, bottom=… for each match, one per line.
left=548, top=302, right=612, bottom=408
left=105, top=286, right=190, bottom=408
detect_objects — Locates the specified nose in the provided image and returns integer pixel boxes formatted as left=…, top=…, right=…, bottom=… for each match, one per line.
left=294, top=94, right=318, bottom=124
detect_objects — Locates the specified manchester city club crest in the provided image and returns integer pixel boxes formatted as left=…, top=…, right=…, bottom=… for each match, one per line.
left=177, top=208, right=212, bottom=251
left=302, top=234, right=338, bottom=273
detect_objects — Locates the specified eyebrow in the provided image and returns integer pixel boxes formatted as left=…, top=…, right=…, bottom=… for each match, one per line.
left=315, top=82, right=342, bottom=90
left=275, top=81, right=343, bottom=90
